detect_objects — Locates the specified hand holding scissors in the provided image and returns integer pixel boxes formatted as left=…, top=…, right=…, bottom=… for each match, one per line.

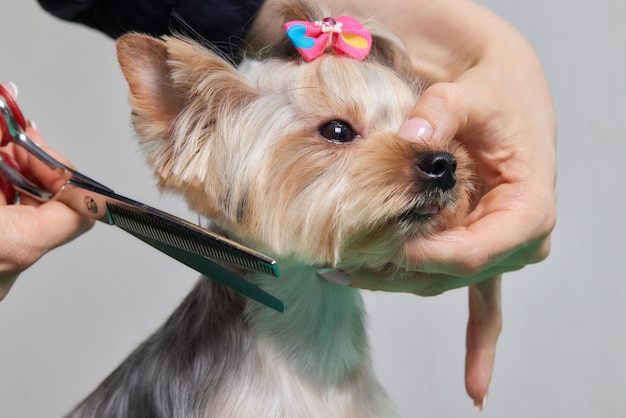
left=0, top=82, right=284, bottom=311
left=0, top=82, right=94, bottom=300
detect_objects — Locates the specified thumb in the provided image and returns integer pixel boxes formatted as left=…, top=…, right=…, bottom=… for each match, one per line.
left=398, top=82, right=473, bottom=145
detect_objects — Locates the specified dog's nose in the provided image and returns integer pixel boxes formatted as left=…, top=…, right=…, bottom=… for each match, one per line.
left=416, top=151, right=457, bottom=190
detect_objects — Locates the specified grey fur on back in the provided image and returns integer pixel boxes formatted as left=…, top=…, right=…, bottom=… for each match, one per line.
left=66, top=278, right=249, bottom=418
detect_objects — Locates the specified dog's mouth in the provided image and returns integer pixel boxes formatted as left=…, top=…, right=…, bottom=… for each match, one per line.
left=396, top=193, right=454, bottom=225
left=415, top=204, right=441, bottom=216
left=397, top=205, right=439, bottom=224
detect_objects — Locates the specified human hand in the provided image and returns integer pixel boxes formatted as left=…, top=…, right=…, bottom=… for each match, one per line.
left=0, top=82, right=94, bottom=301
left=253, top=0, right=555, bottom=409
left=254, top=0, right=555, bottom=289
left=344, top=0, right=556, bottom=409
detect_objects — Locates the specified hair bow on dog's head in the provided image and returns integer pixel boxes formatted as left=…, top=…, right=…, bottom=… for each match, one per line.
left=284, top=16, right=372, bottom=62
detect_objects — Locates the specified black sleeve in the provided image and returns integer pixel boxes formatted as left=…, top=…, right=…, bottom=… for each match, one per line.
left=37, top=0, right=265, bottom=60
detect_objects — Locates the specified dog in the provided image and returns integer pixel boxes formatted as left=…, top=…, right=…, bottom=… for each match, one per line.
left=67, top=2, right=475, bottom=417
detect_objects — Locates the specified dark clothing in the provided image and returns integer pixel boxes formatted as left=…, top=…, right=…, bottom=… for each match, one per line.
left=37, top=0, right=265, bottom=60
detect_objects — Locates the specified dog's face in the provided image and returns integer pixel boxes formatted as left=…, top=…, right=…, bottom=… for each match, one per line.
left=116, top=33, right=475, bottom=271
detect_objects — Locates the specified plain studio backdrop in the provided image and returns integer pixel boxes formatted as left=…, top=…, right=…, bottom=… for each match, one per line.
left=1, top=1, right=624, bottom=417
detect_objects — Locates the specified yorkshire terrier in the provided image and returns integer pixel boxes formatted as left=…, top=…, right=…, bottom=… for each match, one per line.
left=67, top=1, right=475, bottom=417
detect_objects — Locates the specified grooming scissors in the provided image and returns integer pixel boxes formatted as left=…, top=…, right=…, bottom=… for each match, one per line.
left=0, top=85, right=284, bottom=312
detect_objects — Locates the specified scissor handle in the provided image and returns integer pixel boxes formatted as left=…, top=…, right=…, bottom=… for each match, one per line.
left=0, top=151, right=18, bottom=202
left=0, top=84, right=27, bottom=146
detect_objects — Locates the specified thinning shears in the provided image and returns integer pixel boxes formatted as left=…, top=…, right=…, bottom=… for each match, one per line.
left=0, top=84, right=284, bottom=312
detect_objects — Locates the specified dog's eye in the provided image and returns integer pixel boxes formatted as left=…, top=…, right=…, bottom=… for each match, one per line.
left=318, top=120, right=357, bottom=143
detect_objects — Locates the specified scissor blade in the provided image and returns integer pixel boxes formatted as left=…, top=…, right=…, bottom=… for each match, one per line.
left=125, top=232, right=286, bottom=313
left=105, top=201, right=280, bottom=277
left=56, top=179, right=280, bottom=277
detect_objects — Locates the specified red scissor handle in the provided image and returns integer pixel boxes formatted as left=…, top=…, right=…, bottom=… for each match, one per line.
left=0, top=84, right=27, bottom=147
left=0, top=151, right=18, bottom=203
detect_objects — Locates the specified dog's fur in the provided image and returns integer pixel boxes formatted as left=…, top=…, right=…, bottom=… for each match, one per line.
left=67, top=2, right=475, bottom=417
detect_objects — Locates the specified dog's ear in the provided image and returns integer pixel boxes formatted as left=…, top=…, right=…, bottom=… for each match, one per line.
left=116, top=33, right=258, bottom=204
left=116, top=34, right=185, bottom=141
left=116, top=33, right=255, bottom=142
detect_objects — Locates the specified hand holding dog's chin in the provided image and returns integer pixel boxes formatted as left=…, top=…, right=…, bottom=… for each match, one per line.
left=346, top=0, right=556, bottom=290
left=0, top=126, right=94, bottom=301
left=257, top=0, right=553, bottom=409
left=255, top=0, right=555, bottom=289
left=344, top=0, right=555, bottom=409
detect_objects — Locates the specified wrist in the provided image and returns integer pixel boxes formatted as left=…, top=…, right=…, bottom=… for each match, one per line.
left=370, top=0, right=531, bottom=83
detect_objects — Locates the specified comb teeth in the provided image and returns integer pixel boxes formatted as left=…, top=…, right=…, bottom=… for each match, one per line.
left=107, top=203, right=279, bottom=277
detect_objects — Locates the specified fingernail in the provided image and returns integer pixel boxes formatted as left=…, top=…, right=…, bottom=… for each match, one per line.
left=26, top=119, right=37, bottom=130
left=316, top=268, right=352, bottom=286
left=474, top=394, right=487, bottom=412
left=2, top=82, right=18, bottom=99
left=399, top=117, right=433, bottom=143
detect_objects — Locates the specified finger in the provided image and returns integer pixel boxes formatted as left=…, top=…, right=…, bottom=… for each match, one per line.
left=398, top=184, right=555, bottom=277
left=1, top=201, right=94, bottom=267
left=348, top=265, right=485, bottom=296
left=18, top=126, right=95, bottom=246
left=465, top=276, right=502, bottom=410
left=350, top=230, right=546, bottom=295
left=399, top=82, right=470, bottom=145
left=399, top=80, right=496, bottom=148
left=398, top=210, right=551, bottom=277
left=34, top=201, right=95, bottom=250
left=3, top=123, right=94, bottom=254
left=12, top=123, right=71, bottom=193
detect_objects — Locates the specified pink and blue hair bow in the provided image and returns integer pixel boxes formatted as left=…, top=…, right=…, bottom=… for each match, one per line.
left=283, top=16, right=372, bottom=62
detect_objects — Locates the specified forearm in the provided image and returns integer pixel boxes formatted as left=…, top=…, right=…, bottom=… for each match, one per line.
left=37, top=0, right=265, bottom=60
left=348, top=0, right=520, bottom=82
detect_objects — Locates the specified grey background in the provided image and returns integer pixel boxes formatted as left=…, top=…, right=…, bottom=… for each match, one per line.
left=1, top=0, right=624, bottom=417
